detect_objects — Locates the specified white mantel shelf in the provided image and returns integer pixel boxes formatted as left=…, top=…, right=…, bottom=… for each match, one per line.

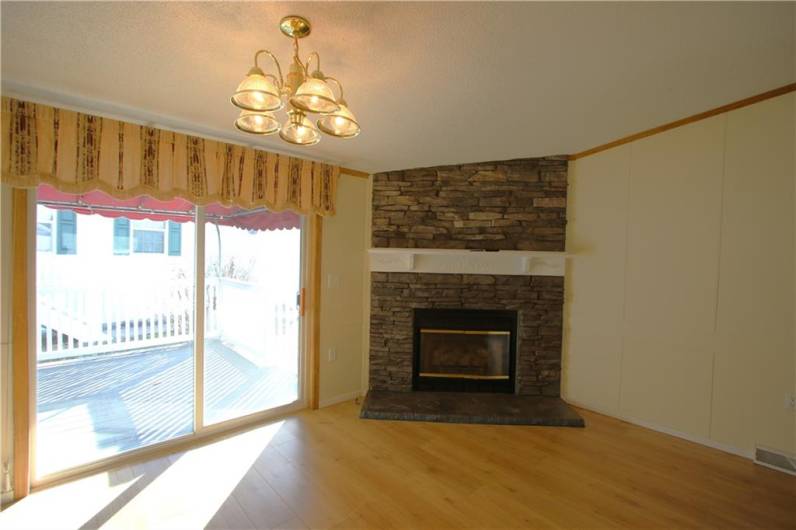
left=368, top=248, right=566, bottom=277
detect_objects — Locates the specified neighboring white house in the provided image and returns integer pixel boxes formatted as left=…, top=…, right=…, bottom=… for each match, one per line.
left=37, top=204, right=196, bottom=285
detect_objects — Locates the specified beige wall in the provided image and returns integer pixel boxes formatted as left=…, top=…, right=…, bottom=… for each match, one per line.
left=564, top=93, right=796, bottom=456
left=318, top=175, right=369, bottom=407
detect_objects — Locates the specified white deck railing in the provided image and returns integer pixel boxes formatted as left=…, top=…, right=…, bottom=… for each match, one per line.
left=211, top=278, right=299, bottom=368
left=37, top=280, right=212, bottom=362
left=37, top=278, right=298, bottom=365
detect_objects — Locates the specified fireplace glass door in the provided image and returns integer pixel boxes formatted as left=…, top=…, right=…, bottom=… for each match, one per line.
left=413, top=308, right=517, bottom=393
left=418, top=330, right=510, bottom=380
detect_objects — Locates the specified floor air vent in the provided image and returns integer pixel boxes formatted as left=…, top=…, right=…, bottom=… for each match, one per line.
left=754, top=446, right=796, bottom=476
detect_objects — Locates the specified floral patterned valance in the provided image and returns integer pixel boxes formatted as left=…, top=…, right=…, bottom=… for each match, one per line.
left=0, top=97, right=338, bottom=215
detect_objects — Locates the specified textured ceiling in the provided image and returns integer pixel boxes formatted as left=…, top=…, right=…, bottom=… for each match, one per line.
left=1, top=2, right=793, bottom=173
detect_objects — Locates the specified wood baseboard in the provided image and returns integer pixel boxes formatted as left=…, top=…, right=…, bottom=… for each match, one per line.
left=319, top=391, right=362, bottom=409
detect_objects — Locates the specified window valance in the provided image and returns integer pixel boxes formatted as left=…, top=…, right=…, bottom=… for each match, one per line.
left=1, top=97, right=338, bottom=215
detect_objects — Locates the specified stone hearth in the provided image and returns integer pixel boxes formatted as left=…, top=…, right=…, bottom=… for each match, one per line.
left=360, top=391, right=584, bottom=427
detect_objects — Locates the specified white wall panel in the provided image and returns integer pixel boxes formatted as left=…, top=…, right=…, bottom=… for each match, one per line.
left=620, top=116, right=725, bottom=437
left=563, top=146, right=631, bottom=415
left=566, top=93, right=795, bottom=455
left=712, top=95, right=794, bottom=452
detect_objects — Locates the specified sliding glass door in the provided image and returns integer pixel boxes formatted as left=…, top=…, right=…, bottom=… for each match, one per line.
left=203, top=214, right=301, bottom=425
left=34, top=186, right=303, bottom=478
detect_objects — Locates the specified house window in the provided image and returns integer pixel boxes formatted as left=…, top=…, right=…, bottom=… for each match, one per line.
left=112, top=219, right=182, bottom=255
left=132, top=220, right=165, bottom=253
left=37, top=208, right=54, bottom=252
left=168, top=221, right=182, bottom=256
left=56, top=210, right=77, bottom=255
left=113, top=218, right=131, bottom=255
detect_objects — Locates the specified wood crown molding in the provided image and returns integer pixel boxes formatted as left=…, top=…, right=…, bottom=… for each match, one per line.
left=340, top=167, right=370, bottom=179
left=570, top=83, right=796, bottom=161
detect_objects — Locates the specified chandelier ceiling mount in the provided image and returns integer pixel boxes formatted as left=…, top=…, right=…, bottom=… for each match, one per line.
left=279, top=15, right=312, bottom=39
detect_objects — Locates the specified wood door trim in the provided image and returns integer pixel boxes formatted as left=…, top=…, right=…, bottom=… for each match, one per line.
left=570, top=83, right=796, bottom=160
left=11, top=188, right=31, bottom=499
left=308, top=214, right=323, bottom=410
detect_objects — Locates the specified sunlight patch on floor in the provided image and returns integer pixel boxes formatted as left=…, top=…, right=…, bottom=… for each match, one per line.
left=99, top=421, right=284, bottom=529
left=0, top=470, right=141, bottom=529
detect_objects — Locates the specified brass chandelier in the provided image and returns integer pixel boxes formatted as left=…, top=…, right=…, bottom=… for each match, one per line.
left=230, top=15, right=360, bottom=146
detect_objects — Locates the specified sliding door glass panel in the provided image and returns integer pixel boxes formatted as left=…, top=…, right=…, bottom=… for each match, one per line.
left=35, top=187, right=196, bottom=476
left=203, top=208, right=301, bottom=425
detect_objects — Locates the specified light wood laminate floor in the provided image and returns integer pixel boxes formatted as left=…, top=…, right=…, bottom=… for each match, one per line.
left=2, top=400, right=794, bottom=529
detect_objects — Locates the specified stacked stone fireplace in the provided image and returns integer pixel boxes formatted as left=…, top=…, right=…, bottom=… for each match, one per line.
left=368, top=156, right=568, bottom=397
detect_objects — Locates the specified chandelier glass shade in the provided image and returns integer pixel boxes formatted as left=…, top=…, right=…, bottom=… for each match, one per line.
left=234, top=109, right=280, bottom=135
left=317, top=100, right=360, bottom=138
left=231, top=69, right=283, bottom=112
left=229, top=15, right=359, bottom=147
left=279, top=110, right=321, bottom=146
left=290, top=78, right=339, bottom=114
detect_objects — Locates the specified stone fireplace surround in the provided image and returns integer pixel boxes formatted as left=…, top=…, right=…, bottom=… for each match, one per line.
left=367, top=156, right=568, bottom=398
left=369, top=271, right=564, bottom=395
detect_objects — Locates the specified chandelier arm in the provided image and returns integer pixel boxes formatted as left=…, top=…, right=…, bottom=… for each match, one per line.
left=254, top=49, right=284, bottom=87
left=305, top=51, right=321, bottom=76
left=264, top=73, right=279, bottom=84
left=324, top=77, right=344, bottom=101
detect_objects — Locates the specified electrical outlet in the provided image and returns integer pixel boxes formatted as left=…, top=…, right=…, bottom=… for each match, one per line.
left=327, top=274, right=339, bottom=289
left=328, top=347, right=337, bottom=362
left=788, top=394, right=796, bottom=410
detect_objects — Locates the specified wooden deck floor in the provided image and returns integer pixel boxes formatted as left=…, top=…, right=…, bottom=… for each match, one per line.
left=5, top=401, right=795, bottom=529
left=36, top=340, right=298, bottom=476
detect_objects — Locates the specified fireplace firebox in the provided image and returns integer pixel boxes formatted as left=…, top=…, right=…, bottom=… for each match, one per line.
left=412, top=308, right=518, bottom=393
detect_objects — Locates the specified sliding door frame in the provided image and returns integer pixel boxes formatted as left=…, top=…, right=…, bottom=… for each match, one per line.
left=193, top=206, right=206, bottom=433
left=19, top=200, right=316, bottom=493
left=11, top=188, right=37, bottom=498
left=307, top=214, right=322, bottom=410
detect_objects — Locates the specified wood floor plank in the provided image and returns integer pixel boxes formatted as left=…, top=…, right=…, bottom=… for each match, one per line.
left=232, top=466, right=296, bottom=529
left=273, top=516, right=310, bottom=530
left=205, top=495, right=252, bottom=530
left=253, top=446, right=355, bottom=529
